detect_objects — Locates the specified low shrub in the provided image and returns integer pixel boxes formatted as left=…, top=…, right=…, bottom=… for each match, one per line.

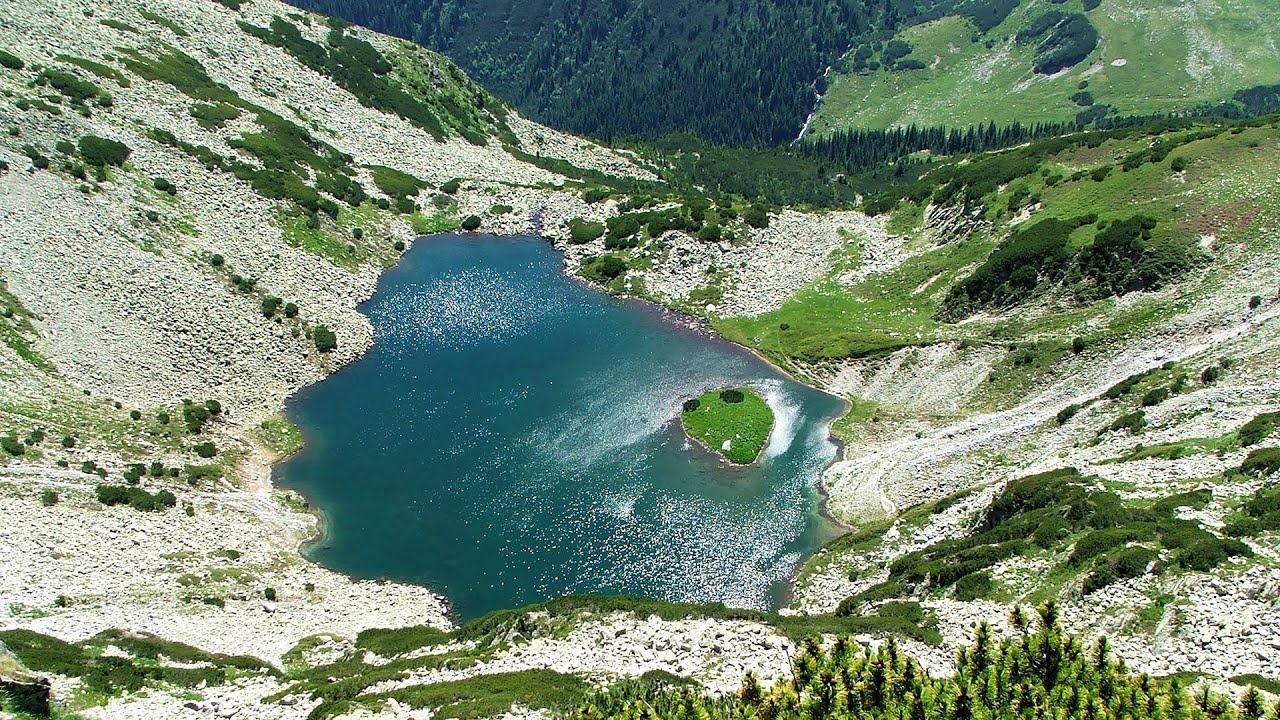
left=1176, top=537, right=1252, bottom=571
left=568, top=215, right=606, bottom=243
left=77, top=134, right=131, bottom=166
left=261, top=295, right=282, bottom=317
left=1238, top=412, right=1280, bottom=446
left=582, top=254, right=627, bottom=282
left=96, top=484, right=177, bottom=511
left=462, top=215, right=482, bottom=231
left=1141, top=387, right=1170, bottom=407
left=1, top=433, right=24, bottom=456
left=40, top=489, right=59, bottom=507
left=1105, top=411, right=1147, bottom=434
left=193, top=441, right=217, bottom=458
left=1240, top=447, right=1280, bottom=477
left=183, top=402, right=212, bottom=433
left=1069, top=526, right=1144, bottom=565
left=582, top=188, right=610, bottom=204
left=953, top=571, right=992, bottom=600
left=0, top=48, right=24, bottom=70
left=313, top=325, right=338, bottom=353
left=742, top=202, right=768, bottom=226
left=185, top=464, right=224, bottom=483
left=719, top=389, right=745, bottom=404
left=1056, top=404, right=1080, bottom=424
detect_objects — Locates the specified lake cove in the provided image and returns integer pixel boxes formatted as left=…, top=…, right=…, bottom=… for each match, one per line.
left=276, top=234, right=847, bottom=620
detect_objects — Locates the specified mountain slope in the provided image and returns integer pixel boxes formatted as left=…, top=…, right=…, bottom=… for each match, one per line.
left=279, top=0, right=942, bottom=145
left=0, top=0, right=650, bottom=683
left=810, top=0, right=1280, bottom=135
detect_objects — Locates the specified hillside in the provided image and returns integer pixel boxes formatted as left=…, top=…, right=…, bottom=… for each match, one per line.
left=3, top=0, right=1280, bottom=716
left=809, top=0, right=1280, bottom=136
left=574, top=116, right=1280, bottom=687
left=278, top=0, right=968, bottom=146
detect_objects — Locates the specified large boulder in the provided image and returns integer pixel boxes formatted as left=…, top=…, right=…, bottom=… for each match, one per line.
left=0, top=641, right=52, bottom=717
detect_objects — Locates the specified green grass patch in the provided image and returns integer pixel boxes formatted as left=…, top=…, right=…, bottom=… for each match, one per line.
left=254, top=415, right=303, bottom=458
left=811, top=0, right=1280, bottom=134
left=277, top=212, right=361, bottom=267
left=716, top=236, right=990, bottom=368
left=408, top=212, right=458, bottom=236
left=680, top=387, right=773, bottom=464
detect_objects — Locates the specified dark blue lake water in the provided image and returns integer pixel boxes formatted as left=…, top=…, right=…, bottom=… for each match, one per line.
left=276, top=234, right=845, bottom=620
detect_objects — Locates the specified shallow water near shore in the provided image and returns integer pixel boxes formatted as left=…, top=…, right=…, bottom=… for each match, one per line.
left=276, top=234, right=846, bottom=620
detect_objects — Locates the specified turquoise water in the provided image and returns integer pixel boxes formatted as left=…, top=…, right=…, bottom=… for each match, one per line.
left=276, top=234, right=846, bottom=620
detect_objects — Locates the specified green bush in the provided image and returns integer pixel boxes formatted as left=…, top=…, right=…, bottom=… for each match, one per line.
left=1, top=433, right=24, bottom=456
left=369, top=166, right=425, bottom=199
left=313, top=325, right=338, bottom=353
left=189, top=101, right=241, bottom=129
left=744, top=204, right=770, bottom=229
left=193, top=441, right=218, bottom=458
left=1069, top=527, right=1144, bottom=565
left=462, top=215, right=482, bottom=231
left=953, top=571, right=992, bottom=600
left=682, top=398, right=700, bottom=413
left=440, top=178, right=461, bottom=194
left=40, top=489, right=59, bottom=507
left=719, top=389, right=745, bottom=403
left=1105, top=411, right=1147, bottom=434
left=1055, top=404, right=1080, bottom=424
left=264, top=587, right=277, bottom=601
left=1238, top=412, right=1280, bottom=446
left=567, top=218, right=606, bottom=244
left=261, top=295, right=283, bottom=317
left=1171, top=156, right=1188, bottom=172
left=1141, top=387, right=1170, bottom=407
left=0, top=48, right=24, bottom=70
left=185, top=464, right=224, bottom=484
left=77, top=135, right=131, bottom=166
left=183, top=402, right=212, bottom=433
left=1201, top=365, right=1221, bottom=384
left=96, top=484, right=177, bottom=511
left=1240, top=447, right=1280, bottom=477
left=1073, top=215, right=1191, bottom=301
left=123, top=463, right=146, bottom=484
left=583, top=188, right=611, bottom=204
left=1176, top=537, right=1252, bottom=571
left=583, top=254, right=627, bottom=282
left=284, top=302, right=299, bottom=318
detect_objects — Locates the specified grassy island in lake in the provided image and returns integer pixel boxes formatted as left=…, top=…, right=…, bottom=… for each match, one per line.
left=680, top=387, right=774, bottom=465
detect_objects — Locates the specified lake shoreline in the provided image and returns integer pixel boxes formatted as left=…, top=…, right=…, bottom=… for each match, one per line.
left=271, top=232, right=854, bottom=620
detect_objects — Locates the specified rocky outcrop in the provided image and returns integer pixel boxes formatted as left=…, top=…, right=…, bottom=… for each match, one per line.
left=0, top=642, right=52, bottom=717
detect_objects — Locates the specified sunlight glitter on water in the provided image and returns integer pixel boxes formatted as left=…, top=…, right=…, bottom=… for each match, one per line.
left=277, top=235, right=846, bottom=619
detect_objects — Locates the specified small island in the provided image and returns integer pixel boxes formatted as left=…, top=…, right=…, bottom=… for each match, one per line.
left=680, top=386, right=775, bottom=465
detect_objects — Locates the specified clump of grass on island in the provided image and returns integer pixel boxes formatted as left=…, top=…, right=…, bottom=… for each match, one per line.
left=680, top=387, right=773, bottom=465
